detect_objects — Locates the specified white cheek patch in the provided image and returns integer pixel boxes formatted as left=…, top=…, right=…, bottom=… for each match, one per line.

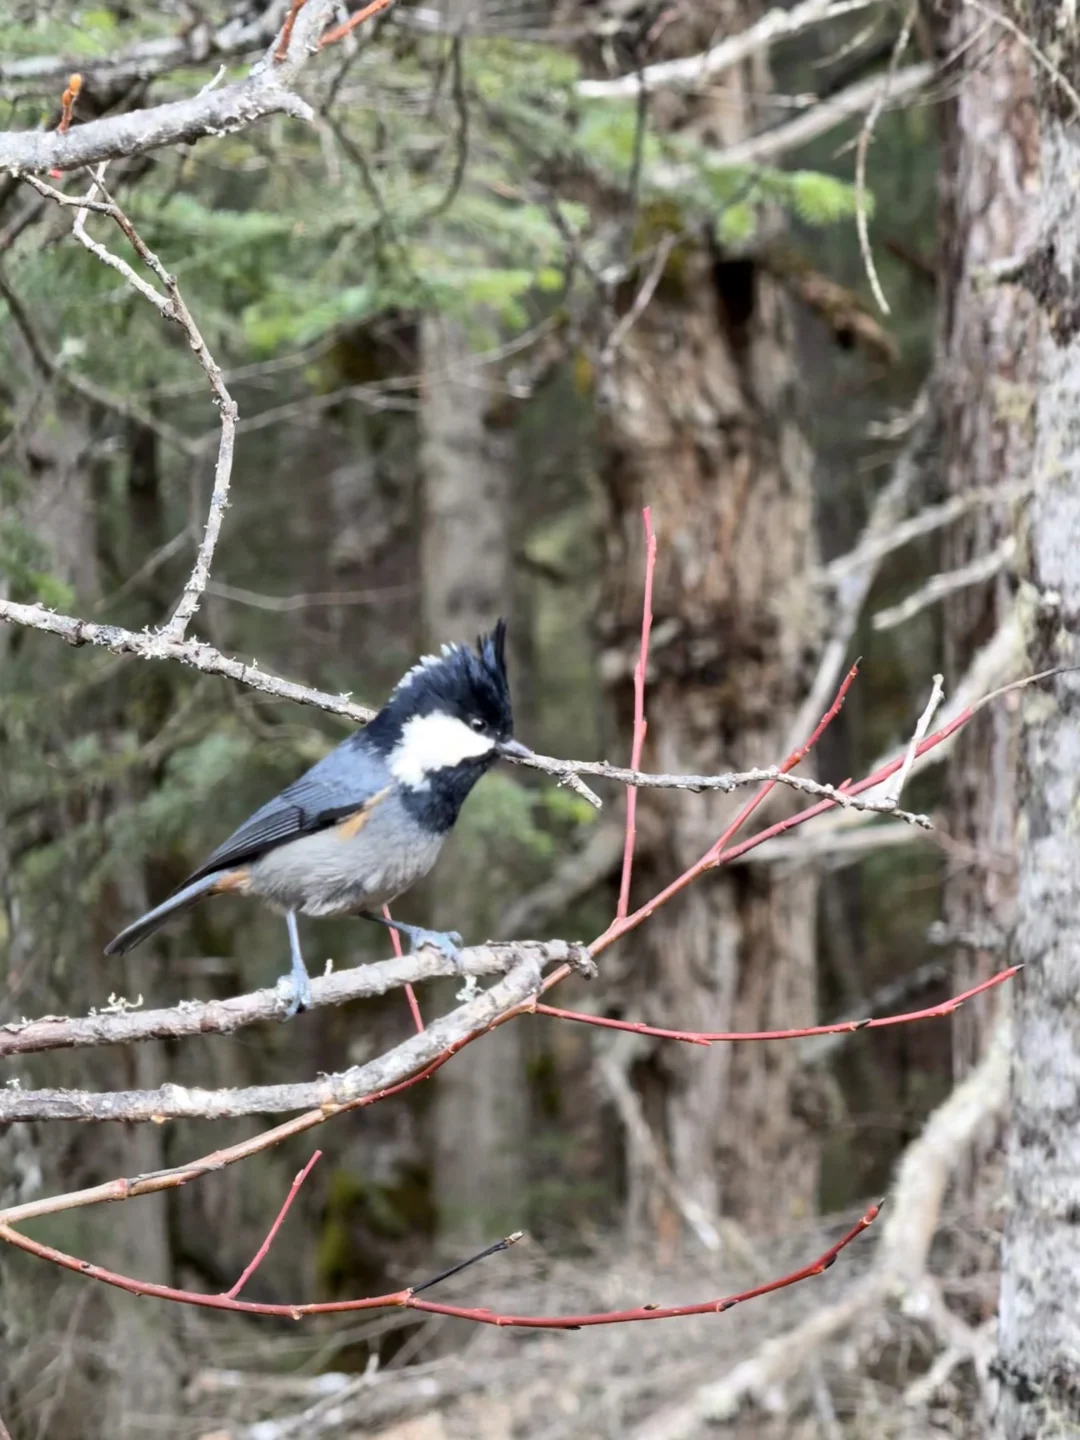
left=389, top=712, right=495, bottom=788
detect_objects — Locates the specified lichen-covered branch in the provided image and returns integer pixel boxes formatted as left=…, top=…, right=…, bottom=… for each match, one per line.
left=0, top=946, right=563, bottom=1121
left=0, top=940, right=563, bottom=1059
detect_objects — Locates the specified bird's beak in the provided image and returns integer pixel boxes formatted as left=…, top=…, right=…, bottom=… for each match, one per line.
left=498, top=738, right=535, bottom=762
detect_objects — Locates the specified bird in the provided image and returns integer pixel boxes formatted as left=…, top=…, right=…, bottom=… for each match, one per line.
left=104, top=621, right=532, bottom=1017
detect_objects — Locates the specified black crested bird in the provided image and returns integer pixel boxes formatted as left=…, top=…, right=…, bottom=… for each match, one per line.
left=104, top=621, right=532, bottom=1016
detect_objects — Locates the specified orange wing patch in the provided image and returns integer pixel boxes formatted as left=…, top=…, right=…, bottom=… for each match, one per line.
left=335, top=786, right=392, bottom=840
left=211, top=867, right=251, bottom=894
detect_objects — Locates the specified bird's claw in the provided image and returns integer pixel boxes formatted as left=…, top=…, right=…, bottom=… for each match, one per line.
left=278, top=964, right=313, bottom=1020
left=410, top=926, right=464, bottom=968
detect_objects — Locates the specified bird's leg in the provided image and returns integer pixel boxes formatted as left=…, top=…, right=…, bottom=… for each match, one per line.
left=281, top=910, right=313, bottom=1018
left=362, top=912, right=464, bottom=968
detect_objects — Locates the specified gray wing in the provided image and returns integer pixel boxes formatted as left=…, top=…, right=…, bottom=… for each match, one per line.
left=178, top=736, right=389, bottom=889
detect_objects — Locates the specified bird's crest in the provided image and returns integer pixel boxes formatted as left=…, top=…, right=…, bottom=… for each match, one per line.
left=370, top=620, right=513, bottom=750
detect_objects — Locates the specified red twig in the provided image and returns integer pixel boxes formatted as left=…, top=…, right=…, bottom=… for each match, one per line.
left=0, top=1199, right=879, bottom=1328
left=616, top=507, right=657, bottom=920
left=383, top=903, right=424, bottom=1032
left=274, top=0, right=307, bottom=61
left=57, top=74, right=82, bottom=135
left=594, top=660, right=860, bottom=956
left=532, top=966, right=1020, bottom=1046
left=713, top=704, right=975, bottom=871
left=411, top=1200, right=880, bottom=1327
left=320, top=0, right=396, bottom=47
left=224, top=1149, right=321, bottom=1298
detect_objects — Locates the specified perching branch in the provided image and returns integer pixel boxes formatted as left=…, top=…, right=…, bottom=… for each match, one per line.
left=0, top=945, right=567, bottom=1121
left=0, top=512, right=1035, bottom=1352
left=0, top=596, right=929, bottom=821
left=4, top=657, right=1039, bottom=1119
left=507, top=748, right=931, bottom=824
left=0, top=941, right=565, bottom=1059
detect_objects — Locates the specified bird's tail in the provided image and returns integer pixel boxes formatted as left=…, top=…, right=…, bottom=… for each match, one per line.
left=104, top=872, right=225, bottom=956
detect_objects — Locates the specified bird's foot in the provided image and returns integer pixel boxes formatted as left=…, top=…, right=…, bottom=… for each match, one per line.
left=364, top=913, right=465, bottom=969
left=278, top=961, right=313, bottom=1020
left=401, top=923, right=464, bottom=968
left=280, top=912, right=313, bottom=1019
left=413, top=925, right=464, bottom=966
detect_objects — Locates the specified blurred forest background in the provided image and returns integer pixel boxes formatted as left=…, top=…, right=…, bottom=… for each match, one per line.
left=0, top=0, right=1067, bottom=1436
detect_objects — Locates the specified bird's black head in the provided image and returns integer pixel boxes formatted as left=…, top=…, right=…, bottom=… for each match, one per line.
left=364, top=621, right=520, bottom=828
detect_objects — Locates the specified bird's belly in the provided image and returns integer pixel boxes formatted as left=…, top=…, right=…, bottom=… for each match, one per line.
left=247, top=819, right=444, bottom=918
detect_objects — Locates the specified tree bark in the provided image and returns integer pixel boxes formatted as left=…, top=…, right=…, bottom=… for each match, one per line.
left=0, top=393, right=182, bottom=1431
left=599, top=239, right=820, bottom=1236
left=995, top=13, right=1080, bottom=1431
left=579, top=0, right=821, bottom=1242
left=934, top=0, right=1038, bottom=1082
left=420, top=313, right=529, bottom=1241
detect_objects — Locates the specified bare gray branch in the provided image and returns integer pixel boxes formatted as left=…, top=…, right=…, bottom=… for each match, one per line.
left=0, top=1, right=335, bottom=173
left=0, top=596, right=930, bottom=822
left=0, top=941, right=569, bottom=1060
left=0, top=945, right=583, bottom=1122
left=0, top=597, right=377, bottom=720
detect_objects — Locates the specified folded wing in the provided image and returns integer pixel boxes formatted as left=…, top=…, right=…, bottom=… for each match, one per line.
left=177, top=738, right=386, bottom=890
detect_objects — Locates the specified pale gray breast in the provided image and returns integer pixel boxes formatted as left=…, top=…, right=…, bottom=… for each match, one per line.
left=246, top=798, right=445, bottom=917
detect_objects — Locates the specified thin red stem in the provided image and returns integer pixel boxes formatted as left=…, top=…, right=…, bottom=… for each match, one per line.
left=384, top=903, right=424, bottom=1032
left=410, top=1200, right=879, bottom=1327
left=616, top=507, right=656, bottom=920
left=0, top=1200, right=879, bottom=1329
left=58, top=74, right=81, bottom=134
left=224, top=1149, right=321, bottom=1298
left=320, top=0, right=395, bottom=46
left=274, top=0, right=307, bottom=61
left=594, top=661, right=860, bottom=956
left=532, top=966, right=1020, bottom=1046
left=713, top=703, right=976, bottom=870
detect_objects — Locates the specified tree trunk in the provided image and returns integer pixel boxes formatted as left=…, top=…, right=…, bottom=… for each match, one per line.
left=599, top=237, right=820, bottom=1237
left=581, top=0, right=821, bottom=1243
left=420, top=313, right=529, bottom=1241
left=0, top=398, right=183, bottom=1433
left=935, top=3, right=1037, bottom=1084
left=995, top=18, right=1080, bottom=1432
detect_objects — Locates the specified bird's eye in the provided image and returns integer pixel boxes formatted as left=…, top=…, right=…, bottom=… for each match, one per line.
left=470, top=717, right=486, bottom=733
